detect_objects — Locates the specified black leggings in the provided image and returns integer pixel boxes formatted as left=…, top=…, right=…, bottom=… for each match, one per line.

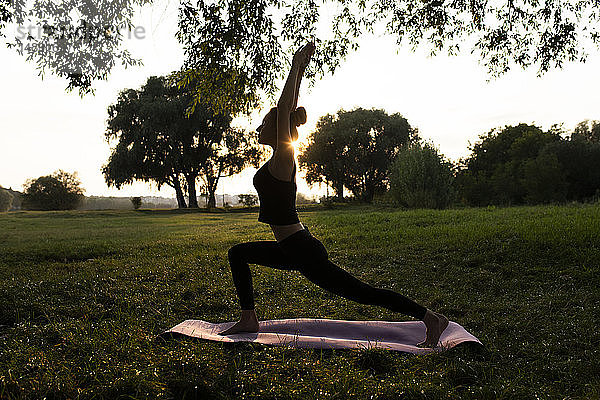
left=227, top=226, right=427, bottom=320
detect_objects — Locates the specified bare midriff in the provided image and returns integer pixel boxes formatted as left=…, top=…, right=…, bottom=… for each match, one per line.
left=270, top=222, right=304, bottom=243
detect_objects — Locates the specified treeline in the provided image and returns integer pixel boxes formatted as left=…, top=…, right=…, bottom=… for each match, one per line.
left=1, top=171, right=180, bottom=211
left=1, top=173, right=317, bottom=211
left=300, top=110, right=600, bottom=208
left=100, top=75, right=600, bottom=210
left=3, top=103, right=597, bottom=212
left=455, top=121, right=600, bottom=206
left=81, top=196, right=177, bottom=210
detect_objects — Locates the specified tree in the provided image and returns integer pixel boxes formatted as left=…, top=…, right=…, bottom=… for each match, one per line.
left=299, top=114, right=347, bottom=200
left=455, top=124, right=563, bottom=206
left=389, top=141, right=455, bottom=209
left=572, top=120, right=600, bottom=143
left=175, top=0, right=600, bottom=115
left=6, top=1, right=600, bottom=108
left=0, top=188, right=13, bottom=212
left=103, top=76, right=260, bottom=208
left=130, top=197, right=142, bottom=209
left=200, top=130, right=261, bottom=208
left=299, top=108, right=415, bottom=202
left=0, top=187, right=22, bottom=210
left=238, top=194, right=258, bottom=207
left=22, top=170, right=84, bottom=210
left=296, top=192, right=316, bottom=205
left=521, top=150, right=568, bottom=204
left=0, top=0, right=12, bottom=38
left=3, top=0, right=146, bottom=96
left=538, top=139, right=600, bottom=201
left=103, top=77, right=189, bottom=208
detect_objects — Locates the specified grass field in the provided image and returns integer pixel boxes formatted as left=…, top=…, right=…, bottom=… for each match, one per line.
left=0, top=204, right=599, bottom=399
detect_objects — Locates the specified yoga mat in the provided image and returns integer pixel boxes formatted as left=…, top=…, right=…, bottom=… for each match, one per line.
left=163, top=318, right=481, bottom=354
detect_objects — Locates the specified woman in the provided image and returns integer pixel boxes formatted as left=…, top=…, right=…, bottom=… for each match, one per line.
left=220, top=42, right=449, bottom=347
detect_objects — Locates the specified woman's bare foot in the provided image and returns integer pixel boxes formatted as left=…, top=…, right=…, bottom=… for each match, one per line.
left=418, top=309, right=449, bottom=348
left=218, top=309, right=260, bottom=336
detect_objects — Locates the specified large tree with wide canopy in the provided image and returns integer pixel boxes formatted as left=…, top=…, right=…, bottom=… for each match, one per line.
left=103, top=75, right=260, bottom=208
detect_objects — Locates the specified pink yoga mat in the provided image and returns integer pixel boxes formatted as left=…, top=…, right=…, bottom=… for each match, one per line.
left=163, top=318, right=481, bottom=354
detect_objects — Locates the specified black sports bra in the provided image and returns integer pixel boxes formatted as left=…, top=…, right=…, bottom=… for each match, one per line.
left=253, top=160, right=300, bottom=225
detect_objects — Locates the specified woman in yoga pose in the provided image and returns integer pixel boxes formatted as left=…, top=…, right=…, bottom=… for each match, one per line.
left=220, top=42, right=449, bottom=347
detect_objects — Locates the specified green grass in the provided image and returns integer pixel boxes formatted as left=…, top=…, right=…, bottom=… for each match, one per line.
left=0, top=204, right=599, bottom=399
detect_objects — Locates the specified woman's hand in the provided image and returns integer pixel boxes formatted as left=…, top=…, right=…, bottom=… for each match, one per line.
left=292, top=41, right=315, bottom=69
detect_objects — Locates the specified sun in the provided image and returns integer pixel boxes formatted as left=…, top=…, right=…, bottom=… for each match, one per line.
left=292, top=136, right=307, bottom=154
left=292, top=140, right=301, bottom=153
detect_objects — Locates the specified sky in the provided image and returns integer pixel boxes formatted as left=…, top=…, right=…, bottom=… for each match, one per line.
left=1, top=1, right=599, bottom=200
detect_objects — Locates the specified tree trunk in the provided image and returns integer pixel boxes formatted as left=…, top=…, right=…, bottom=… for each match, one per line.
left=174, top=178, right=187, bottom=208
left=207, top=188, right=216, bottom=208
left=204, top=162, right=223, bottom=209
left=186, top=174, right=199, bottom=208
left=363, top=178, right=374, bottom=203
left=334, top=181, right=344, bottom=200
left=364, top=186, right=375, bottom=203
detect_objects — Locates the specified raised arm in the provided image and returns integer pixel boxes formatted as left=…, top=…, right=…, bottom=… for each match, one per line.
left=276, top=63, right=300, bottom=137
left=278, top=42, right=313, bottom=114
left=270, top=43, right=314, bottom=181
left=292, top=52, right=309, bottom=111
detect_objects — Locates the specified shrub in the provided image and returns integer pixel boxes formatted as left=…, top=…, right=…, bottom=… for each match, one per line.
left=521, top=151, right=568, bottom=204
left=296, top=192, right=316, bottom=205
left=455, top=124, right=562, bottom=206
left=540, top=140, right=600, bottom=201
left=0, top=188, right=13, bottom=212
left=319, top=196, right=336, bottom=209
left=389, top=141, right=455, bottom=209
left=131, top=197, right=142, bottom=209
left=237, top=194, right=258, bottom=207
left=372, top=191, right=395, bottom=206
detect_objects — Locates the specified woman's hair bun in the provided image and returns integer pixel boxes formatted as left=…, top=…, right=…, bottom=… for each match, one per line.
left=291, top=107, right=307, bottom=127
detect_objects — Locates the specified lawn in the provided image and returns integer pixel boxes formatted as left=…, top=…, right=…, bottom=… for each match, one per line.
left=0, top=204, right=599, bottom=399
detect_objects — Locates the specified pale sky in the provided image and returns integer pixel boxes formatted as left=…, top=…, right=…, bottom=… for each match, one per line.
left=1, top=1, right=599, bottom=199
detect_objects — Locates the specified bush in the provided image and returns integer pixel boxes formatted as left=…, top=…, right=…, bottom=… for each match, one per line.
left=389, top=141, right=455, bottom=209
left=455, top=124, right=562, bottom=206
left=22, top=170, right=84, bottom=211
left=319, top=196, right=336, bottom=209
left=372, top=191, right=396, bottom=206
left=521, top=151, right=568, bottom=204
left=237, top=194, right=258, bottom=207
left=131, top=197, right=142, bottom=209
left=540, top=140, right=600, bottom=201
left=296, top=192, right=316, bottom=205
left=0, top=188, right=13, bottom=212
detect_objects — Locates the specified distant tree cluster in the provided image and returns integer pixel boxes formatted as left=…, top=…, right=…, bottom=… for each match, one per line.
left=300, top=108, right=455, bottom=208
left=78, top=196, right=177, bottom=210
left=572, top=120, right=600, bottom=143
left=300, top=111, right=600, bottom=209
left=21, top=170, right=84, bottom=210
left=456, top=123, right=600, bottom=206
